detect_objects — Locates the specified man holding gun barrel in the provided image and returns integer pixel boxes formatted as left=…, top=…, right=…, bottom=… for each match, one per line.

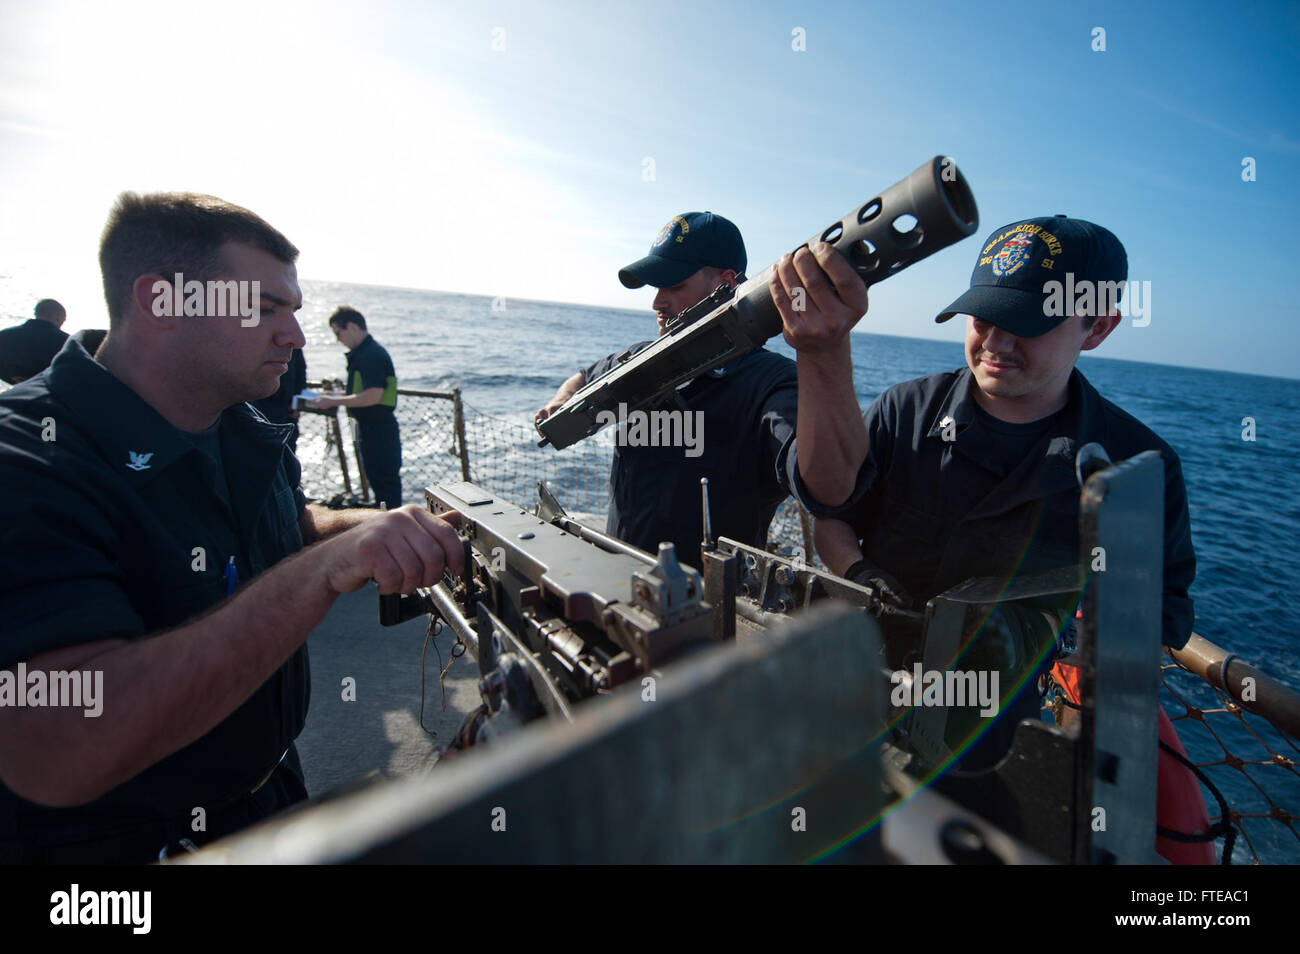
left=536, top=212, right=867, bottom=570
left=774, top=215, right=1196, bottom=766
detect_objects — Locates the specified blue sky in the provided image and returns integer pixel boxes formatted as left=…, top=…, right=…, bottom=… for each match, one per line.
left=1, top=0, right=1297, bottom=377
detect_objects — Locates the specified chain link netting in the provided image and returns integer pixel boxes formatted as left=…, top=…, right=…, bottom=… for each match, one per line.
left=1159, top=657, right=1299, bottom=864
left=297, top=386, right=813, bottom=556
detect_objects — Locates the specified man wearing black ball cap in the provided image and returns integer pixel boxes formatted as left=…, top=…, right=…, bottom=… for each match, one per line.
left=774, top=214, right=1196, bottom=763
left=537, top=212, right=867, bottom=570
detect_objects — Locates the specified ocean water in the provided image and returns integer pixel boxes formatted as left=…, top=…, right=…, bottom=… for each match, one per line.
left=3, top=279, right=1298, bottom=861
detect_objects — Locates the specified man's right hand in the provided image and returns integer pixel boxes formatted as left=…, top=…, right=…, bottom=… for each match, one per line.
left=846, top=558, right=914, bottom=610
left=316, top=505, right=463, bottom=595
left=0, top=504, right=465, bottom=809
left=771, top=242, right=870, bottom=354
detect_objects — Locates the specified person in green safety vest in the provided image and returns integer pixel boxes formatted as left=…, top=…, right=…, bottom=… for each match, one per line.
left=313, top=306, right=401, bottom=509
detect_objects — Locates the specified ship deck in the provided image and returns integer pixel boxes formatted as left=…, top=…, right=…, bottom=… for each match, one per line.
left=295, top=588, right=479, bottom=797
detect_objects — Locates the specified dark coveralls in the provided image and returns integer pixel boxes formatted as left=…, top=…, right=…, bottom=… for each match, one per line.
left=784, top=366, right=1196, bottom=765
left=0, top=340, right=311, bottom=863
left=584, top=343, right=798, bottom=570
left=344, top=334, right=401, bottom=510
left=0, top=319, right=68, bottom=384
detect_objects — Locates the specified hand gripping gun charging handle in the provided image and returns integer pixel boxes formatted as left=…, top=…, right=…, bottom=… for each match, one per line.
left=536, top=155, right=979, bottom=450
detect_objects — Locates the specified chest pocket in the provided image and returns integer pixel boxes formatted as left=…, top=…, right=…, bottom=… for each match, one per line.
left=958, top=500, right=1073, bottom=583
left=249, top=483, right=302, bottom=574
left=274, top=484, right=297, bottom=526
left=860, top=491, right=945, bottom=588
left=272, top=483, right=302, bottom=552
left=878, top=491, right=944, bottom=547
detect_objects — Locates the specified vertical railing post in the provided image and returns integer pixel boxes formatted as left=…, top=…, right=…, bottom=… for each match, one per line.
left=452, top=388, right=471, bottom=482
left=330, top=411, right=354, bottom=496
left=347, top=415, right=371, bottom=502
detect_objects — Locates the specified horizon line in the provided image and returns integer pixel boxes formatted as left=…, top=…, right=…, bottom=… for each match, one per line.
left=297, top=275, right=1300, bottom=385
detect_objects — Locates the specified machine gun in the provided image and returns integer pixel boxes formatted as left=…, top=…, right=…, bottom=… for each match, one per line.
left=375, top=479, right=916, bottom=742
left=376, top=481, right=706, bottom=736
left=375, top=478, right=1078, bottom=751
left=536, top=155, right=979, bottom=450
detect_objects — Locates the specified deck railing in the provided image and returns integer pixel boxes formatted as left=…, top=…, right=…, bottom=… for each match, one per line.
left=296, top=382, right=814, bottom=556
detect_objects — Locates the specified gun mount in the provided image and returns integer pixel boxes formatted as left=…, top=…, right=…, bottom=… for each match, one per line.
left=362, top=455, right=1168, bottom=864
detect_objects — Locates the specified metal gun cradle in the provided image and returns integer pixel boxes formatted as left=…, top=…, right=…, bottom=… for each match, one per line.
left=344, top=451, right=1164, bottom=864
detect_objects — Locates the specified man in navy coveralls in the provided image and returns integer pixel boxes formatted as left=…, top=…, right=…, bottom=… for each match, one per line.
left=774, top=216, right=1196, bottom=767
left=537, top=212, right=864, bottom=570
left=0, top=192, right=462, bottom=862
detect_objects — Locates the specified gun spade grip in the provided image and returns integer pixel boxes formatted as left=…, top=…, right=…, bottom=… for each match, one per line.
left=378, top=591, right=427, bottom=626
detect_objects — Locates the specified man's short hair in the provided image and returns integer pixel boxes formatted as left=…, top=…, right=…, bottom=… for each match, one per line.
left=700, top=264, right=747, bottom=285
left=98, top=192, right=299, bottom=328
left=328, top=306, right=366, bottom=332
left=34, top=298, right=65, bottom=322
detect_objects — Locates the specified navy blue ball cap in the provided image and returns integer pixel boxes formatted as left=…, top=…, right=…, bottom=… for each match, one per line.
left=618, top=211, right=747, bottom=289
left=935, top=215, right=1128, bottom=337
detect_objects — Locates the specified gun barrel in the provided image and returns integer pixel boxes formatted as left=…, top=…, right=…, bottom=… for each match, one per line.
left=537, top=156, right=978, bottom=450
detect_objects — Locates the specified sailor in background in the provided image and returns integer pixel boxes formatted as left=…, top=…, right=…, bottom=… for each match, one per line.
left=0, top=298, right=69, bottom=383
left=775, top=216, right=1196, bottom=767
left=313, top=307, right=402, bottom=510
left=537, top=212, right=865, bottom=570
left=0, top=191, right=462, bottom=863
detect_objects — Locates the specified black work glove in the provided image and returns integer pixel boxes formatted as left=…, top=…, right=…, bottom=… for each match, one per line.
left=845, top=558, right=914, bottom=610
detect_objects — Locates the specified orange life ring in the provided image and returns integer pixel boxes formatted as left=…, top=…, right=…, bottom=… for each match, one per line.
left=1050, top=661, right=1216, bottom=864
left=1155, top=708, right=1216, bottom=864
